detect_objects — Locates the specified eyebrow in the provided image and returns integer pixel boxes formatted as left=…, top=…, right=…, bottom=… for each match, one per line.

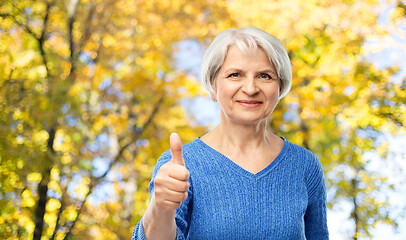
left=223, top=68, right=243, bottom=73
left=223, top=68, right=277, bottom=75
left=257, top=69, right=277, bottom=75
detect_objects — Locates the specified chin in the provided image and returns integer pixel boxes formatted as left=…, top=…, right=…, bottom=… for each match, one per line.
left=221, top=110, right=270, bottom=125
left=232, top=116, right=267, bottom=125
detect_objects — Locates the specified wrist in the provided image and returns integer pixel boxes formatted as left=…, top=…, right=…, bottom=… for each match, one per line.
left=151, top=198, right=176, bottom=218
left=142, top=195, right=177, bottom=239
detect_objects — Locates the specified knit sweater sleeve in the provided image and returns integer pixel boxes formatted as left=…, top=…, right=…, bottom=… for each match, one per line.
left=304, top=154, right=329, bottom=240
left=131, top=150, right=193, bottom=240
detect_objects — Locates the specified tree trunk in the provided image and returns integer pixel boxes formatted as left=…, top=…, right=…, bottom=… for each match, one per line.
left=33, top=174, right=50, bottom=240
left=352, top=177, right=359, bottom=240
left=33, top=128, right=56, bottom=239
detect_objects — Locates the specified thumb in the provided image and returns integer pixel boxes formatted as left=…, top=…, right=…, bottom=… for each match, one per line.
left=170, top=132, right=185, bottom=166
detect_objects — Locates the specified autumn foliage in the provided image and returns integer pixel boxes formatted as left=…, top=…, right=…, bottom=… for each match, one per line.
left=0, top=0, right=405, bottom=239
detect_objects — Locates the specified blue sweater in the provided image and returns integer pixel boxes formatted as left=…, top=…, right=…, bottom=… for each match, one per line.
left=132, top=137, right=329, bottom=239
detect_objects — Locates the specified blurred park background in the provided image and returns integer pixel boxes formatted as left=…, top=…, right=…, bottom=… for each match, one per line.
left=0, top=0, right=405, bottom=239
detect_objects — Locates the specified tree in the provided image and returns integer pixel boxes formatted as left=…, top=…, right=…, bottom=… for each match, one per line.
left=0, top=0, right=230, bottom=239
left=1, top=0, right=405, bottom=239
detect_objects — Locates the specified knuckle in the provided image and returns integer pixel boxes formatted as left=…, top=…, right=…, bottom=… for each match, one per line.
left=182, top=170, right=190, bottom=180
left=184, top=192, right=188, bottom=200
left=154, top=177, right=164, bottom=186
left=155, top=198, right=163, bottom=206
left=154, top=188, right=163, bottom=197
left=183, top=181, right=190, bottom=190
left=175, top=193, right=184, bottom=202
left=184, top=169, right=190, bottom=178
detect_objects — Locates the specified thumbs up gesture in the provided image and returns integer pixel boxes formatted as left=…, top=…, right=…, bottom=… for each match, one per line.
left=153, top=133, right=190, bottom=211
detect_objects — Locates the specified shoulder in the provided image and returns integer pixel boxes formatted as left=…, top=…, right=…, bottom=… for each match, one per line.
left=283, top=140, right=326, bottom=199
left=285, top=140, right=317, bottom=159
left=283, top=139, right=324, bottom=178
left=285, top=140, right=319, bottom=162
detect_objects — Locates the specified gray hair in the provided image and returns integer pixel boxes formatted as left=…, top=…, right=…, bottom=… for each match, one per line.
left=201, top=27, right=292, bottom=100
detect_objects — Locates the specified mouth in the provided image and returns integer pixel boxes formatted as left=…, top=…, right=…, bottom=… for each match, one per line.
left=236, top=100, right=263, bottom=107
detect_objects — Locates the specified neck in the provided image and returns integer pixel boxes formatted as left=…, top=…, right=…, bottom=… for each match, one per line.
left=211, top=117, right=274, bottom=153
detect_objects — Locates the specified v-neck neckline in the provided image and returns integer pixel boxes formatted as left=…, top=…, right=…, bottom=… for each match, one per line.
left=195, top=137, right=289, bottom=180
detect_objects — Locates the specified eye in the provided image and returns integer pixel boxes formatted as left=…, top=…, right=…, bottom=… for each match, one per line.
left=227, top=73, right=240, bottom=78
left=258, top=73, right=273, bottom=80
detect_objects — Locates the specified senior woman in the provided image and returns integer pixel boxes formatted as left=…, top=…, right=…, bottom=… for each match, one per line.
left=132, top=26, right=329, bottom=239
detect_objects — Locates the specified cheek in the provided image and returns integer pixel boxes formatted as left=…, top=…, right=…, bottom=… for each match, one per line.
left=217, top=81, right=236, bottom=98
left=264, top=91, right=280, bottom=109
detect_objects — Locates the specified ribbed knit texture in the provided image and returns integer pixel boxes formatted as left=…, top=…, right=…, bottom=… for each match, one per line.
left=132, top=137, right=329, bottom=240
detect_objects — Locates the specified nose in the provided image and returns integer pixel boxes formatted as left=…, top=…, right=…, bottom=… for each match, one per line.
left=241, top=76, right=259, bottom=96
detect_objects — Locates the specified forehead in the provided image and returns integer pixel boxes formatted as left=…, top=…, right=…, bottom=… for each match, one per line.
left=221, top=45, right=274, bottom=70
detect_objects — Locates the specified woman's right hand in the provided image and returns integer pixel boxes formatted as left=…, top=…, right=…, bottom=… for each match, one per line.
left=142, top=133, right=190, bottom=239
left=153, top=133, right=190, bottom=211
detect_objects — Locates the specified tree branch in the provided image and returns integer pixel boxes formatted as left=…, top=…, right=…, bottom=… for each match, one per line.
left=92, top=36, right=103, bottom=64
left=0, top=13, right=39, bottom=40
left=300, top=121, right=311, bottom=150
left=62, top=95, right=165, bottom=238
left=351, top=169, right=360, bottom=240
left=67, top=0, right=80, bottom=79
left=78, top=2, right=96, bottom=52
left=378, top=112, right=404, bottom=127
left=38, top=1, right=53, bottom=77
left=397, top=1, right=406, bottom=18
left=50, top=186, right=67, bottom=240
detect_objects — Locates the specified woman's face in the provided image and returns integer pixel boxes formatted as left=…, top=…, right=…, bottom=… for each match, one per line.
left=214, top=45, right=280, bottom=126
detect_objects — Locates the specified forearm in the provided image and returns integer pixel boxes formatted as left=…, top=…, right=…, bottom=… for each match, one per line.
left=142, top=195, right=177, bottom=240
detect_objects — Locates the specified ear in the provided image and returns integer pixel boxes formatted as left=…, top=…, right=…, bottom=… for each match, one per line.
left=278, top=80, right=283, bottom=96
left=210, top=92, right=217, bottom=102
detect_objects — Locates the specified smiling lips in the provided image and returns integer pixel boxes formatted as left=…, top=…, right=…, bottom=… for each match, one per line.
left=236, top=100, right=263, bottom=108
